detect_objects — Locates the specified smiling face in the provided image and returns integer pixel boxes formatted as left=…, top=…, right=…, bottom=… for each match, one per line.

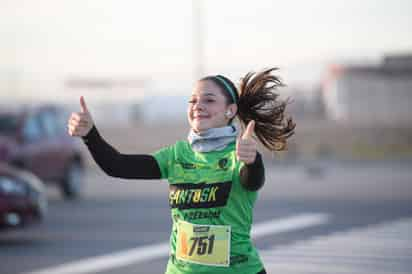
left=187, top=80, right=237, bottom=133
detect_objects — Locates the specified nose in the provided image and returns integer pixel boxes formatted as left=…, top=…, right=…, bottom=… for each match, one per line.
left=193, top=100, right=205, bottom=111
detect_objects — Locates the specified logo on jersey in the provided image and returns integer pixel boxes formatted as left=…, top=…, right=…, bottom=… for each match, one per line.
left=178, top=161, right=197, bottom=170
left=169, top=181, right=232, bottom=210
left=218, top=158, right=228, bottom=170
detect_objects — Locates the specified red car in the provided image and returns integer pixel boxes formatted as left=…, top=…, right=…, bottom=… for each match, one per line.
left=0, top=105, right=84, bottom=199
left=0, top=163, right=47, bottom=228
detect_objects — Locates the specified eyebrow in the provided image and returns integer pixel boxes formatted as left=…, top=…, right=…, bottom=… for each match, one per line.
left=204, top=93, right=216, bottom=97
left=190, top=92, right=217, bottom=97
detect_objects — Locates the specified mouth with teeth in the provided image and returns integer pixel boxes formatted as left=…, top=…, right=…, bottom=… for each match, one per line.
left=193, top=114, right=210, bottom=120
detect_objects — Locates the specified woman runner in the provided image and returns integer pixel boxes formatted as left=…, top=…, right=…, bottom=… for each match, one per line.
left=67, top=68, right=295, bottom=274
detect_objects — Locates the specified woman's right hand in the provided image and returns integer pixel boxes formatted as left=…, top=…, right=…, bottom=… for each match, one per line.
left=67, top=96, right=94, bottom=137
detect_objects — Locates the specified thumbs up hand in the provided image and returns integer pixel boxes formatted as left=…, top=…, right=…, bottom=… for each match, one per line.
left=67, top=96, right=94, bottom=137
left=236, top=120, right=257, bottom=164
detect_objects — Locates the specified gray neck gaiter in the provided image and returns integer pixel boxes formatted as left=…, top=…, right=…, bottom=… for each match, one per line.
left=188, top=124, right=239, bottom=153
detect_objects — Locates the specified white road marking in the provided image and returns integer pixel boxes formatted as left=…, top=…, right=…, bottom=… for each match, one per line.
left=261, top=217, right=412, bottom=274
left=24, top=213, right=329, bottom=274
left=251, top=213, right=330, bottom=237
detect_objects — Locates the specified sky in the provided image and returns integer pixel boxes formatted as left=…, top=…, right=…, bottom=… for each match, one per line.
left=1, top=0, right=411, bottom=102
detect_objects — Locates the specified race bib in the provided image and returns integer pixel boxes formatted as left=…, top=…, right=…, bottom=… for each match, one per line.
left=176, top=220, right=231, bottom=267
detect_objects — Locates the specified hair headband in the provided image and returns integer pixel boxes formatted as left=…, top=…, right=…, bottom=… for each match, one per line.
left=214, top=75, right=237, bottom=104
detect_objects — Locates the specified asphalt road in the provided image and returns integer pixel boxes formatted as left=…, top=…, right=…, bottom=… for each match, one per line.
left=1, top=162, right=411, bottom=274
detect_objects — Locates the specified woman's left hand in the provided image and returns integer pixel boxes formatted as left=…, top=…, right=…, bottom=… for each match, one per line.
left=236, top=120, right=257, bottom=165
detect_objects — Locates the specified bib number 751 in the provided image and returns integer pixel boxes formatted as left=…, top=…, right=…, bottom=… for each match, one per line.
left=189, top=235, right=215, bottom=256
left=176, top=220, right=231, bottom=266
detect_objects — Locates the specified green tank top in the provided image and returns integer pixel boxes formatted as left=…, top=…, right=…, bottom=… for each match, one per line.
left=152, top=140, right=264, bottom=274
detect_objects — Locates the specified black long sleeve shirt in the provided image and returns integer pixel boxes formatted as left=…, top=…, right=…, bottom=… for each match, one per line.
left=82, top=126, right=265, bottom=191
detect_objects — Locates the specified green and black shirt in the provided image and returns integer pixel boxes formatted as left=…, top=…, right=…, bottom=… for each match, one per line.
left=83, top=126, right=265, bottom=274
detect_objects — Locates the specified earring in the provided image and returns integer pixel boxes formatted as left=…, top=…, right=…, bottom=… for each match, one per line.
left=226, top=110, right=232, bottom=117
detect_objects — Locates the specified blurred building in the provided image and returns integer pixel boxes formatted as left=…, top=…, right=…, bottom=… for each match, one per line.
left=321, top=54, right=412, bottom=125
left=285, top=87, right=326, bottom=121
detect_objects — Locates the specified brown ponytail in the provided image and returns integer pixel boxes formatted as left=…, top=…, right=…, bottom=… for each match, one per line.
left=237, top=68, right=295, bottom=151
left=202, top=68, right=295, bottom=151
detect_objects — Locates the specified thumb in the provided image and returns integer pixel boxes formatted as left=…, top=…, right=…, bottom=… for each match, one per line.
left=80, top=96, right=89, bottom=113
left=241, top=120, right=255, bottom=140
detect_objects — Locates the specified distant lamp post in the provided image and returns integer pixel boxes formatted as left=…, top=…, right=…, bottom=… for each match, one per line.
left=192, top=0, right=205, bottom=80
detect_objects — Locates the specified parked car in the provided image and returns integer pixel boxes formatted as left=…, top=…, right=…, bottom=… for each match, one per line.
left=0, top=163, right=47, bottom=228
left=0, top=105, right=84, bottom=199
